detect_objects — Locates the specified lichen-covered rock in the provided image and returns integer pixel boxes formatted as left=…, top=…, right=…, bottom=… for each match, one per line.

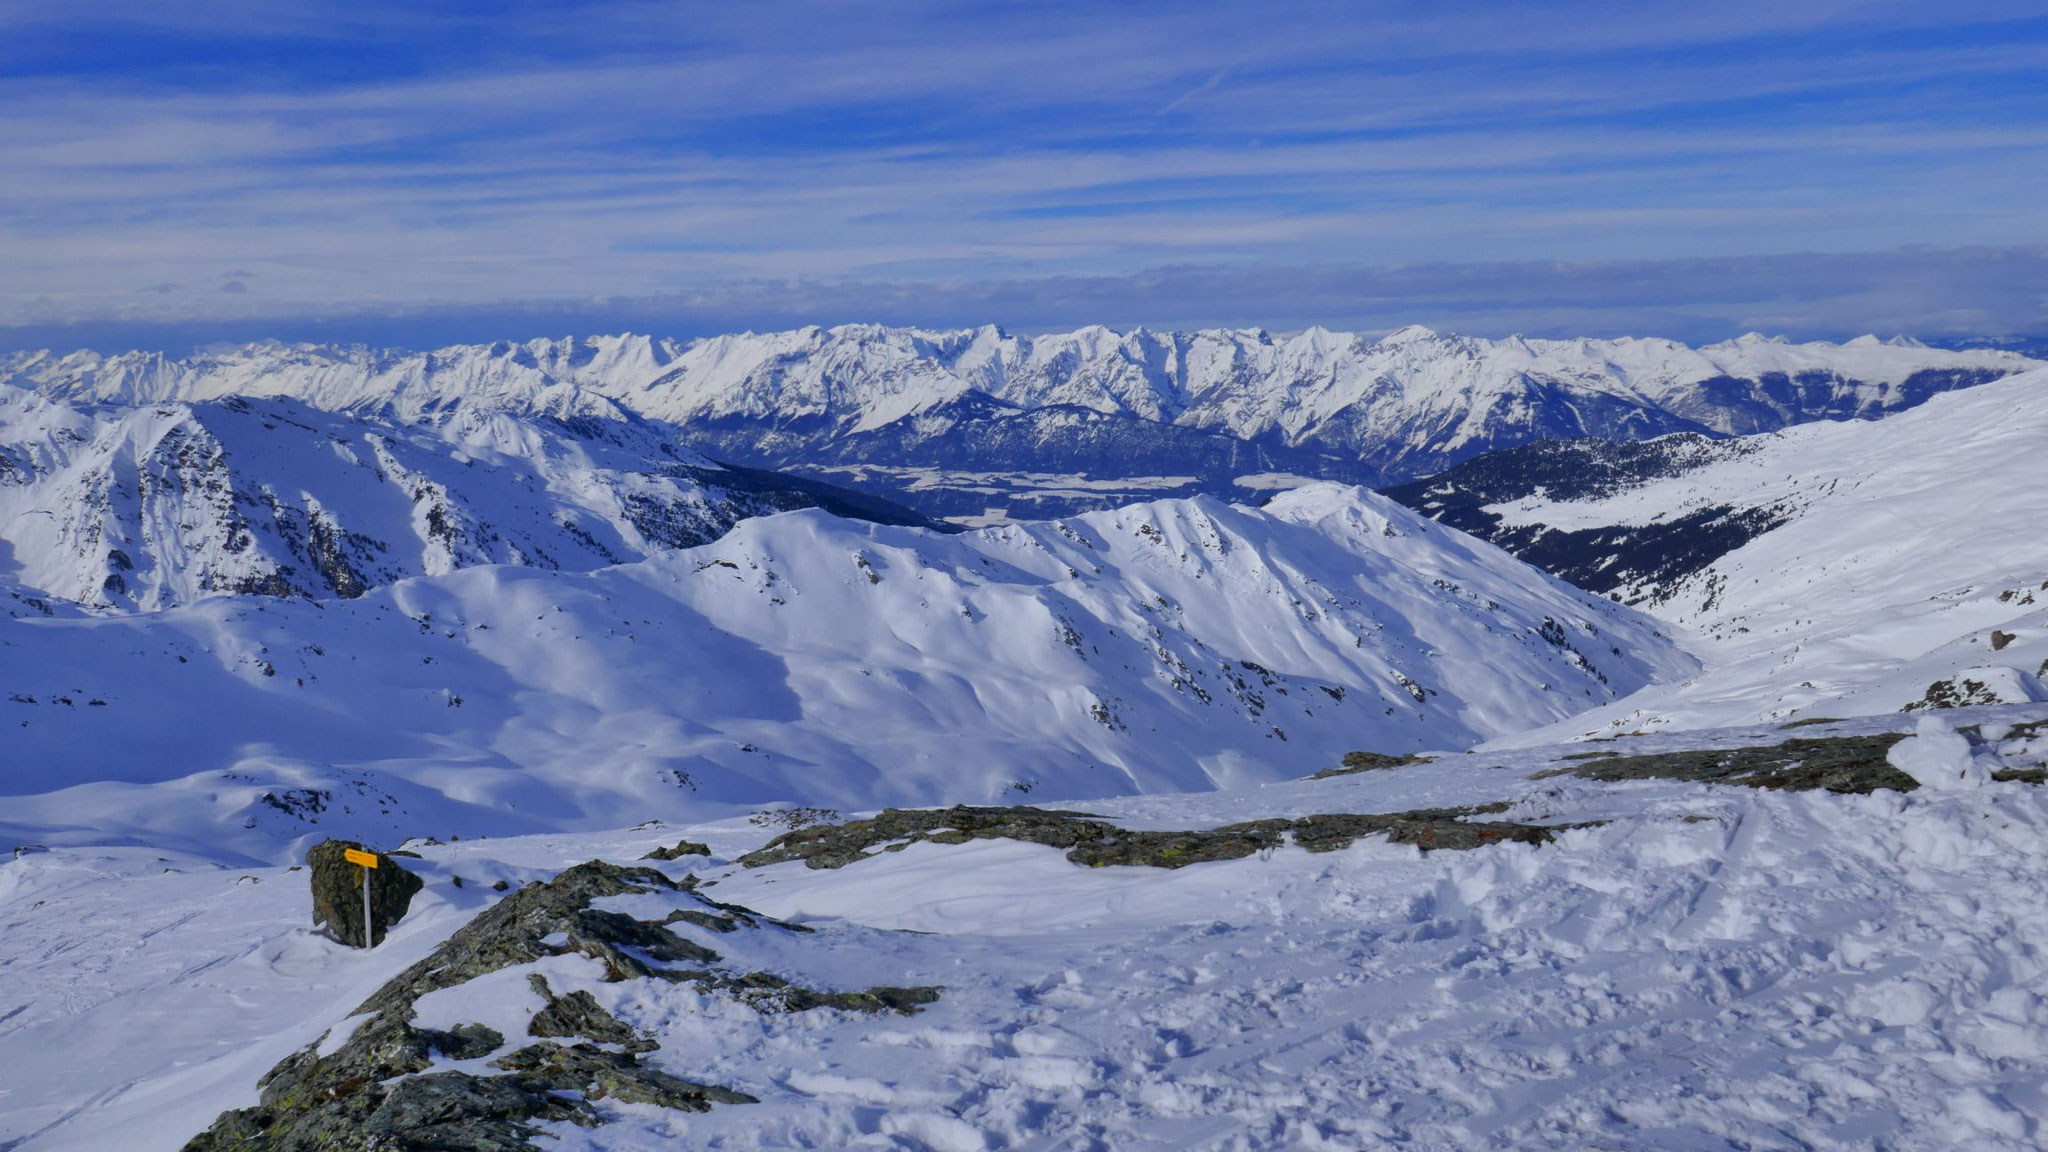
left=489, top=1041, right=754, bottom=1111
left=640, top=839, right=711, bottom=860
left=526, top=974, right=648, bottom=1051
left=307, top=839, right=424, bottom=948
left=1310, top=750, right=1430, bottom=779
left=183, top=860, right=938, bottom=1152
left=1532, top=732, right=1918, bottom=793
left=737, top=803, right=1574, bottom=872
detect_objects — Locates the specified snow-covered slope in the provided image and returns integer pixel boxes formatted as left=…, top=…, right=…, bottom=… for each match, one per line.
left=6, top=327, right=2029, bottom=520
left=9, top=707, right=2048, bottom=1152
left=0, top=485, right=1688, bottom=861
left=0, top=386, right=930, bottom=611
left=1393, top=368, right=2048, bottom=734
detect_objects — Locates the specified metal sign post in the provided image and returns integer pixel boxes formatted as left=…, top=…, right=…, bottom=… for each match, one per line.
left=343, top=847, right=379, bottom=949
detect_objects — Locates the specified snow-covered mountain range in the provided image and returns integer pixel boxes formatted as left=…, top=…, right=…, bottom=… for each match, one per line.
left=0, top=388, right=929, bottom=612
left=0, top=484, right=1687, bottom=861
left=8, top=340, right=2048, bottom=1151
left=6, top=326, right=2031, bottom=521
left=1390, top=367, right=2048, bottom=734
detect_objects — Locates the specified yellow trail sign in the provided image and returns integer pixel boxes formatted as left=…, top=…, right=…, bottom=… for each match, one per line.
left=343, top=848, right=379, bottom=869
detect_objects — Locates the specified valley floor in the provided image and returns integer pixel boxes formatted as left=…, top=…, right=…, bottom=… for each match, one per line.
left=8, top=707, right=2048, bottom=1151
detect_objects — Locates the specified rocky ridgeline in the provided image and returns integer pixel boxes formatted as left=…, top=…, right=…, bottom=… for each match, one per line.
left=1534, top=718, right=2048, bottom=793
left=738, top=724, right=2048, bottom=879
left=736, top=803, right=1579, bottom=872
left=184, top=861, right=938, bottom=1152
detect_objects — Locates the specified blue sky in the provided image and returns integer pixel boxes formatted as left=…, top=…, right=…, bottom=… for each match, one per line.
left=2, top=0, right=2044, bottom=349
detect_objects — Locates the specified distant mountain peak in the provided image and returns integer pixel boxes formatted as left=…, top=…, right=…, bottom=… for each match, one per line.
left=4, top=324, right=2034, bottom=524
left=1376, top=324, right=1441, bottom=345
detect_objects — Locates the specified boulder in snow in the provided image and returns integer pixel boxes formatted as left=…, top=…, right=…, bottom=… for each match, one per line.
left=307, top=839, right=423, bottom=948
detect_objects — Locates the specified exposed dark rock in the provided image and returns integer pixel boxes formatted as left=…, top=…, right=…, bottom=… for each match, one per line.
left=490, top=1041, right=754, bottom=1111
left=566, top=906, right=724, bottom=978
left=184, top=860, right=934, bottom=1152
left=420, top=1023, right=505, bottom=1061
left=1907, top=676, right=2012, bottom=711
left=525, top=974, right=651, bottom=1051
left=737, top=803, right=1575, bottom=873
left=1532, top=733, right=1918, bottom=794
left=307, top=839, right=424, bottom=948
left=1310, top=750, right=1430, bottom=779
left=640, top=839, right=711, bottom=861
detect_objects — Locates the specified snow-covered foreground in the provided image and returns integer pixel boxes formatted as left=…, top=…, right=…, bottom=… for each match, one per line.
left=8, top=707, right=2048, bottom=1151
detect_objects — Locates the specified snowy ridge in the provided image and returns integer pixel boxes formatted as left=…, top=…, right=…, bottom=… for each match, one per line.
left=5, top=327, right=2030, bottom=518
left=0, top=385, right=928, bottom=611
left=0, top=485, right=1688, bottom=861
left=1451, top=368, right=2048, bottom=735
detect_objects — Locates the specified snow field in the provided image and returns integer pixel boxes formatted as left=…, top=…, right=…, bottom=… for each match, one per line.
left=0, top=485, right=1684, bottom=863
left=9, top=709, right=2048, bottom=1150
left=1486, top=367, right=2048, bottom=740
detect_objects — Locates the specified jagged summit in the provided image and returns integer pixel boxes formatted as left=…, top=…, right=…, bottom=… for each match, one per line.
left=1375, top=323, right=1441, bottom=344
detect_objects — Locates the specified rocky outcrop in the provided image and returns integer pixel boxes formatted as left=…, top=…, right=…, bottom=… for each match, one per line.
left=184, top=860, right=939, bottom=1152
left=1310, top=750, right=1431, bottom=779
left=738, top=803, right=1576, bottom=872
left=1532, top=733, right=1918, bottom=793
left=639, top=838, right=711, bottom=860
left=306, top=839, right=423, bottom=948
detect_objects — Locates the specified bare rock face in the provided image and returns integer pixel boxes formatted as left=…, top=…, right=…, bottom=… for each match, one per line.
left=307, top=839, right=424, bottom=948
left=639, top=838, right=711, bottom=861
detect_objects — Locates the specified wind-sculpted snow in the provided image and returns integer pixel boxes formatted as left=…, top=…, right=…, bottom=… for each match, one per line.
left=10, top=709, right=2048, bottom=1151
left=1415, top=368, right=2048, bottom=736
left=5, top=326, right=2030, bottom=519
left=0, top=485, right=1688, bottom=860
left=0, top=385, right=929, bottom=612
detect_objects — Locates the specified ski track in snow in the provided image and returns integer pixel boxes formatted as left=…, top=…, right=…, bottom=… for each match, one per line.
left=7, top=710, right=2048, bottom=1150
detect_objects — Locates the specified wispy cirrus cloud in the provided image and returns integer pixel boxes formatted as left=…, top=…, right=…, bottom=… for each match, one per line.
left=5, top=246, right=2042, bottom=354
left=0, top=1, right=2043, bottom=343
